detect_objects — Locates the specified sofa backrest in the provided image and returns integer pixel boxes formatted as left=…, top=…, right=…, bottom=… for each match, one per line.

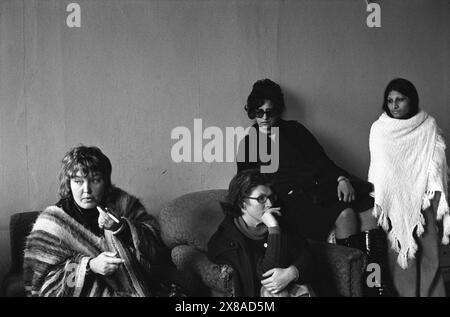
left=158, top=189, right=227, bottom=252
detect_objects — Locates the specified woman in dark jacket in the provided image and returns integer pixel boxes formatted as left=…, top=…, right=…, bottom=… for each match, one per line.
left=208, top=169, right=314, bottom=297
left=237, top=79, right=392, bottom=296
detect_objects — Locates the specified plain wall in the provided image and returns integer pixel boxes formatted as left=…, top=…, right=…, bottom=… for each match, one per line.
left=0, top=0, right=448, bottom=285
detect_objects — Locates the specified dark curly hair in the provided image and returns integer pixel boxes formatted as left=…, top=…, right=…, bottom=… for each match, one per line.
left=382, top=78, right=419, bottom=119
left=58, top=145, right=112, bottom=199
left=220, top=169, right=273, bottom=218
left=244, top=79, right=285, bottom=119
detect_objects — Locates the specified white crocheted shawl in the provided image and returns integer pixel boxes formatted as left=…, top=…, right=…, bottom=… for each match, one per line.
left=368, top=110, right=450, bottom=269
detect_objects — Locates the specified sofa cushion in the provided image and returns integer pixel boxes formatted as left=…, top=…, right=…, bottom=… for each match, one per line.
left=171, top=245, right=234, bottom=296
left=309, top=241, right=366, bottom=297
left=158, top=190, right=227, bottom=251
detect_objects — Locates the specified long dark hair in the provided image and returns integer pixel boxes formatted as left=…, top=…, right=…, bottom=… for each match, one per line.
left=382, top=78, right=419, bottom=119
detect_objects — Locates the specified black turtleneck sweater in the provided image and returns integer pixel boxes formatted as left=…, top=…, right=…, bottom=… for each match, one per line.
left=56, top=198, right=132, bottom=247
left=57, top=198, right=102, bottom=236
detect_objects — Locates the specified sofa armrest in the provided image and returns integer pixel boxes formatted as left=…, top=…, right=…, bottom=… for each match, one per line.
left=309, top=240, right=367, bottom=297
left=2, top=211, right=40, bottom=297
left=1, top=272, right=25, bottom=297
left=171, top=245, right=234, bottom=296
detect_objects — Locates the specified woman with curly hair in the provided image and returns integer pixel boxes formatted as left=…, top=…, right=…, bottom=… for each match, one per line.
left=24, top=145, right=169, bottom=296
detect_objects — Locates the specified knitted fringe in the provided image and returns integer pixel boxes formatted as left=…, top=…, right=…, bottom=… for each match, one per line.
left=438, top=193, right=450, bottom=245
left=375, top=193, right=450, bottom=269
left=373, top=204, right=388, bottom=231
left=422, top=190, right=450, bottom=245
left=422, top=191, right=434, bottom=211
left=373, top=203, right=426, bottom=270
left=442, top=214, right=450, bottom=245
left=432, top=129, right=450, bottom=243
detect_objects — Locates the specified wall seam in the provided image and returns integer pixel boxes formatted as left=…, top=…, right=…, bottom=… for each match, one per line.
left=22, top=0, right=31, bottom=209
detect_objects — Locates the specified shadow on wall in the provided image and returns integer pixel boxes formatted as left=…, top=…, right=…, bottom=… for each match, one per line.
left=283, top=86, right=306, bottom=122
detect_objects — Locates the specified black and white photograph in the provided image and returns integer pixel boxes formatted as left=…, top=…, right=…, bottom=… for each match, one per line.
left=0, top=0, right=449, bottom=305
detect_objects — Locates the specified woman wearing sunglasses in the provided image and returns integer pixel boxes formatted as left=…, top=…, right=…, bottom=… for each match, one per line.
left=208, top=169, right=314, bottom=297
left=236, top=79, right=393, bottom=296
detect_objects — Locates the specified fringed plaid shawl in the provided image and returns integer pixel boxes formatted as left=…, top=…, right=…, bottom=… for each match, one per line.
left=23, top=187, right=165, bottom=297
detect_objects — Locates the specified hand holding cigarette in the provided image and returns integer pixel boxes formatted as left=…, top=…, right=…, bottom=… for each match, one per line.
left=97, top=206, right=122, bottom=231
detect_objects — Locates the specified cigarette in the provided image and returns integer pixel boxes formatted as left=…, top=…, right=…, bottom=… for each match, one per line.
left=106, top=211, right=120, bottom=223
left=96, top=206, right=121, bottom=223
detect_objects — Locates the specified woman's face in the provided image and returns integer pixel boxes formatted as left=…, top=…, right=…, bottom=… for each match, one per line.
left=70, top=170, right=106, bottom=209
left=255, top=100, right=279, bottom=130
left=387, top=90, right=411, bottom=119
left=241, top=185, right=275, bottom=227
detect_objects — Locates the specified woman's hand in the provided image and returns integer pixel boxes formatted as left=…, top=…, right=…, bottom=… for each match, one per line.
left=89, top=251, right=125, bottom=276
left=337, top=178, right=356, bottom=202
left=261, top=266, right=297, bottom=295
left=261, top=207, right=281, bottom=228
left=97, top=206, right=122, bottom=231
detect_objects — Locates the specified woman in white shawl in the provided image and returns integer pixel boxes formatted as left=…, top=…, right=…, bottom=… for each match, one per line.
left=369, top=78, right=450, bottom=297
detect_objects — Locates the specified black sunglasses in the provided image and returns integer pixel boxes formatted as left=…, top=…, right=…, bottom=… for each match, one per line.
left=245, top=193, right=278, bottom=205
left=254, top=109, right=277, bottom=118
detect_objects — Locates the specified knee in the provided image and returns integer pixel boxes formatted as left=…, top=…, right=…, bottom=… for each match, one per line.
left=335, top=208, right=357, bottom=227
left=359, top=208, right=378, bottom=230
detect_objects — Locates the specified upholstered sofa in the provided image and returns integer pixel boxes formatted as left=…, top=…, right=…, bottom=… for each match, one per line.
left=158, top=189, right=368, bottom=297
left=1, top=211, right=40, bottom=297
left=2, top=190, right=367, bottom=297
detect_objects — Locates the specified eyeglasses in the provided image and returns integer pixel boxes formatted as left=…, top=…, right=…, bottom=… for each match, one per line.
left=254, top=109, right=277, bottom=118
left=245, top=193, right=278, bottom=205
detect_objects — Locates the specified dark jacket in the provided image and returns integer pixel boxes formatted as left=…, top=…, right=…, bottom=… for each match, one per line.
left=207, top=216, right=314, bottom=297
left=237, top=120, right=373, bottom=241
left=237, top=119, right=350, bottom=192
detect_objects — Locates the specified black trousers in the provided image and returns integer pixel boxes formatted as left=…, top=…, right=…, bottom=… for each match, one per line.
left=276, top=182, right=374, bottom=241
